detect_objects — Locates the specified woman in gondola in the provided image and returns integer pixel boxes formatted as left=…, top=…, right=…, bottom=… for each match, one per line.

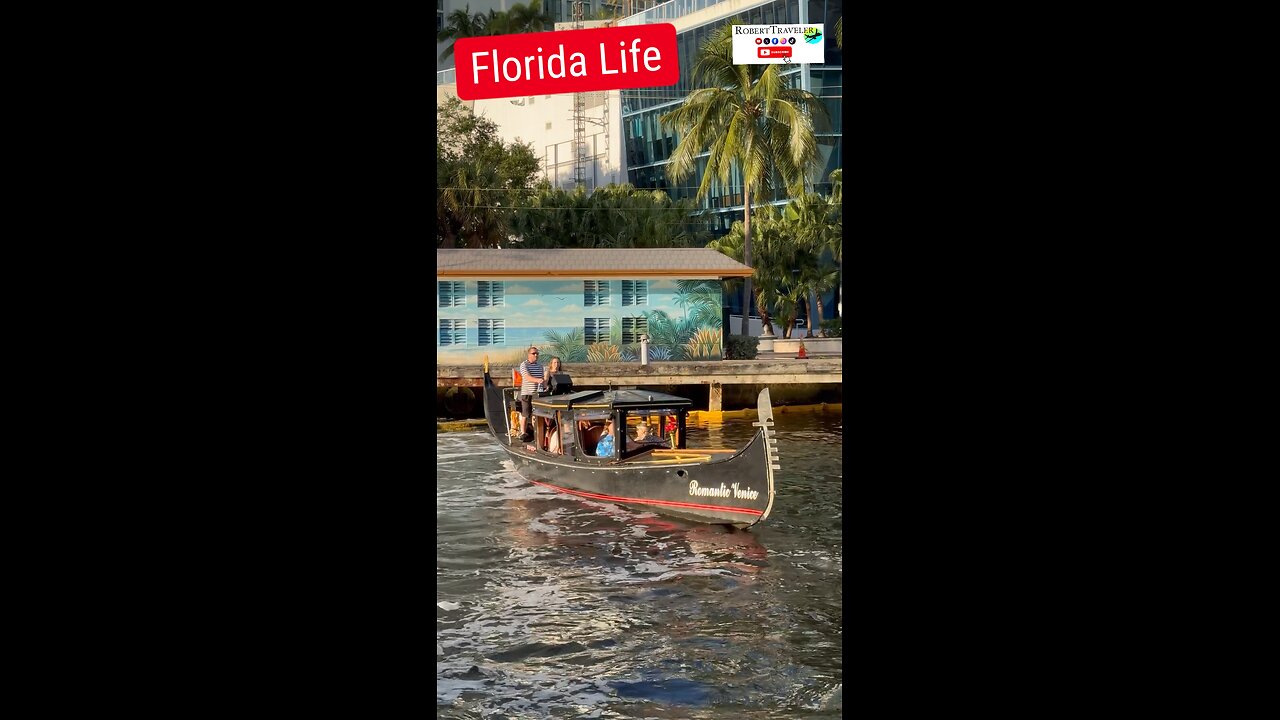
left=545, top=356, right=572, bottom=395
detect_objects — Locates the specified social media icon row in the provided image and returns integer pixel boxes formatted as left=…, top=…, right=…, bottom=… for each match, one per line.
left=754, top=37, right=797, bottom=45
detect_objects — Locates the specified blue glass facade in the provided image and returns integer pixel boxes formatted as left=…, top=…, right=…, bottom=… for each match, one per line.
left=622, top=0, right=842, bottom=235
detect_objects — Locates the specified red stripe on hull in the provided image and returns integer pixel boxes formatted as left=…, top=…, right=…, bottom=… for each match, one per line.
left=527, top=479, right=764, bottom=516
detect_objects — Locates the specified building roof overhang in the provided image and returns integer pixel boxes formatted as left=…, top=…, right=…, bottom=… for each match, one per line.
left=436, top=248, right=754, bottom=279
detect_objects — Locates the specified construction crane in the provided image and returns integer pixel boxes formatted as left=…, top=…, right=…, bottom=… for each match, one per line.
left=571, top=0, right=587, bottom=190
left=569, top=0, right=662, bottom=190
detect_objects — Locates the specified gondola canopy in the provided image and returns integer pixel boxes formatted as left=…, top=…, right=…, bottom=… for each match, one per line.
left=532, top=388, right=693, bottom=411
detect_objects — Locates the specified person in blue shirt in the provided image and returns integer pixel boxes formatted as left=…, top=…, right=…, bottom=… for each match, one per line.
left=594, top=419, right=616, bottom=457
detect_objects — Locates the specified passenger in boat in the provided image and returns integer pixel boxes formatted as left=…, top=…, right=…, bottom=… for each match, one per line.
left=546, top=420, right=562, bottom=454
left=559, top=415, right=575, bottom=454
left=545, top=356, right=572, bottom=395
left=633, top=422, right=667, bottom=446
left=516, top=346, right=545, bottom=441
left=594, top=419, right=616, bottom=457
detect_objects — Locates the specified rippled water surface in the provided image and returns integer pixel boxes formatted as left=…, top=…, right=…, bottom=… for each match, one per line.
left=437, top=412, right=843, bottom=719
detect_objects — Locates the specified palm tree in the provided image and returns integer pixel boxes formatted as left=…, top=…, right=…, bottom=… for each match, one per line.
left=660, top=20, right=828, bottom=337
left=440, top=163, right=510, bottom=248
left=774, top=283, right=805, bottom=339
left=825, top=168, right=842, bottom=319
left=488, top=1, right=552, bottom=35
left=784, top=192, right=840, bottom=335
left=437, top=1, right=551, bottom=60
left=437, top=6, right=490, bottom=61
left=836, top=17, right=842, bottom=49
left=707, top=207, right=793, bottom=338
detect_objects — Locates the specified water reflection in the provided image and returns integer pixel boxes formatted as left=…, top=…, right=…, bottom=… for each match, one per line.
left=437, top=412, right=842, bottom=719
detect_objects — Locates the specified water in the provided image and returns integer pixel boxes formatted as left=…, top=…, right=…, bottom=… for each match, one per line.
left=437, top=412, right=843, bottom=719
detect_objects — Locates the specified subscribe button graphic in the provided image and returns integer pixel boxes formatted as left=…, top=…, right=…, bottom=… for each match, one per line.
left=758, top=46, right=792, bottom=58
left=454, top=23, right=679, bottom=101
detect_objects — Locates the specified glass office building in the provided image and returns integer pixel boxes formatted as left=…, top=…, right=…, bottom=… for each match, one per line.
left=621, top=0, right=843, bottom=235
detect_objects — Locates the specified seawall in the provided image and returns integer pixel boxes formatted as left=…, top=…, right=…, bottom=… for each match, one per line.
left=436, top=358, right=842, bottom=418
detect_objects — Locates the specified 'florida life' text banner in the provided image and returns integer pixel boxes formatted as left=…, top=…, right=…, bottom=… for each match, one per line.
left=454, top=24, right=679, bottom=101
left=731, top=24, right=825, bottom=65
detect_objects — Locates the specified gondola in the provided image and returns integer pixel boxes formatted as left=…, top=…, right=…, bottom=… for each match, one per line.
left=481, top=357, right=779, bottom=529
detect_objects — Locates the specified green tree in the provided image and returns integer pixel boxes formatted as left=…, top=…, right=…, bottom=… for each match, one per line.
left=437, top=5, right=490, bottom=61
left=438, top=1, right=551, bottom=60
left=660, top=19, right=828, bottom=336
left=437, top=97, right=540, bottom=248
left=783, top=192, right=840, bottom=336
left=487, top=0, right=552, bottom=35
left=507, top=183, right=708, bottom=248
left=708, top=207, right=794, bottom=338
left=824, top=168, right=842, bottom=320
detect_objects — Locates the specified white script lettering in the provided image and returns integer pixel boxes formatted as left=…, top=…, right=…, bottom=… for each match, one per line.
left=687, top=481, right=759, bottom=499
left=688, top=480, right=732, bottom=498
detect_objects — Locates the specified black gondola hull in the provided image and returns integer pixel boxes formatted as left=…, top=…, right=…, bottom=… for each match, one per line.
left=480, top=366, right=777, bottom=529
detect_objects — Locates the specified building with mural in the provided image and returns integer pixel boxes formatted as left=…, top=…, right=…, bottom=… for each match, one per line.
left=436, top=0, right=842, bottom=323
left=437, top=248, right=752, bottom=365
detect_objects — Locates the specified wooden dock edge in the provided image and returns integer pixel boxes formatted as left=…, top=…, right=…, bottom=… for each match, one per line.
left=687, top=402, right=843, bottom=423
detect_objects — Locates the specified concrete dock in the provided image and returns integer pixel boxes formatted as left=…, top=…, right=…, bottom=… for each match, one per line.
left=437, top=358, right=842, bottom=416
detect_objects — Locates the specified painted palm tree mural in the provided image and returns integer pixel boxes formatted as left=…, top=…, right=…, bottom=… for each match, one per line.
left=543, top=328, right=587, bottom=363
left=635, top=308, right=723, bottom=361
left=540, top=279, right=724, bottom=363
left=674, top=280, right=723, bottom=330
left=433, top=276, right=726, bottom=366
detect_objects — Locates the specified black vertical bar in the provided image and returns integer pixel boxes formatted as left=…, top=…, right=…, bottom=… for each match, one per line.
left=615, top=410, right=627, bottom=456
left=677, top=411, right=687, bottom=450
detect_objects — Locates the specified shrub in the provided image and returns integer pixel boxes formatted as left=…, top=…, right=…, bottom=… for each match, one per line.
left=819, top=318, right=843, bottom=338
left=724, top=334, right=759, bottom=359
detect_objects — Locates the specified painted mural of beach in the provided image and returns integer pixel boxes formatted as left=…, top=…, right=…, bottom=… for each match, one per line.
left=437, top=278, right=724, bottom=366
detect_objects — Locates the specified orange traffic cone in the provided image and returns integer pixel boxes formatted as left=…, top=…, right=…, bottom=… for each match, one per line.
left=796, top=342, right=808, bottom=359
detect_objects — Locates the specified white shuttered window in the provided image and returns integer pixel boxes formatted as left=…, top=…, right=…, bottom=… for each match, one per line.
left=439, top=319, right=466, bottom=346
left=438, top=281, right=465, bottom=308
left=621, top=316, right=648, bottom=344
left=477, top=281, right=505, bottom=308
left=584, top=280, right=610, bottom=306
left=621, top=280, right=648, bottom=306
left=478, top=319, right=505, bottom=346
left=584, top=317, right=610, bottom=345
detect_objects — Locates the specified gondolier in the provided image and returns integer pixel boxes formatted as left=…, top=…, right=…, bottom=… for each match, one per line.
left=516, top=346, right=545, bottom=442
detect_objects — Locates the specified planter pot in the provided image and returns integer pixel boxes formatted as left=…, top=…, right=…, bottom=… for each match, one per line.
left=756, top=336, right=775, bottom=353
left=773, top=338, right=842, bottom=355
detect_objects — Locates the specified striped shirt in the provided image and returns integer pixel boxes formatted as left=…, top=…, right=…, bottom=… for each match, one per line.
left=518, top=360, right=544, bottom=397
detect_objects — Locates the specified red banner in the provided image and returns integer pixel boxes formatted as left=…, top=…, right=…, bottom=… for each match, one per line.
left=453, top=24, right=679, bottom=101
